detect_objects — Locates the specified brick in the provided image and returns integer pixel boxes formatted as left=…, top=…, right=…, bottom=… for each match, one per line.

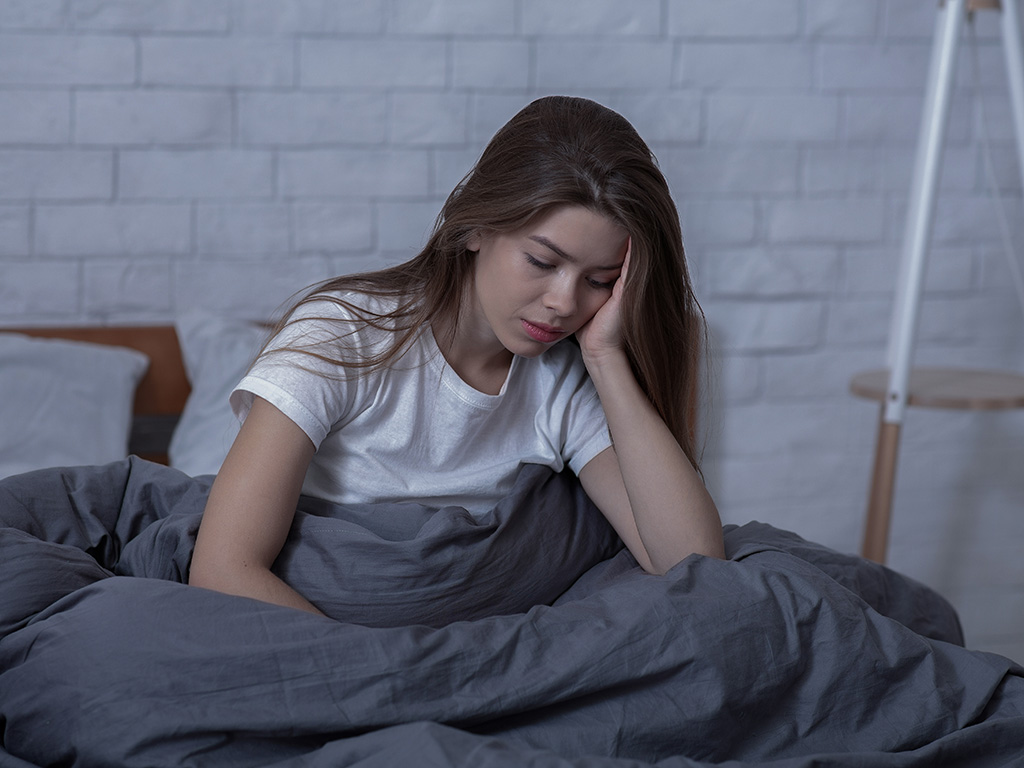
left=535, top=41, right=672, bottom=89
left=0, top=90, right=68, bottom=144
left=707, top=247, right=839, bottom=297
left=844, top=92, right=973, bottom=145
left=389, top=0, right=514, bottom=34
left=279, top=150, right=430, bottom=198
left=71, top=0, right=229, bottom=32
left=667, top=0, right=800, bottom=38
left=825, top=296, right=978, bottom=346
left=806, top=146, right=976, bottom=195
left=238, top=92, right=387, bottom=146
left=704, top=299, right=825, bottom=352
left=805, top=149, right=909, bottom=195
left=0, top=261, right=80, bottom=317
left=0, top=206, right=29, bottom=255
left=659, top=148, right=800, bottom=195
left=680, top=200, right=756, bottom=246
left=896, top=412, right=999, bottom=465
left=232, top=0, right=386, bottom=34
left=977, top=96, right=1024, bottom=146
left=377, top=200, right=442, bottom=254
left=433, top=148, right=485, bottom=197
left=327, top=253, right=391, bottom=278
left=708, top=453, right=862, bottom=507
left=35, top=203, right=190, bottom=256
left=764, top=348, right=888, bottom=404
left=825, top=297, right=890, bottom=346
left=76, top=90, right=231, bottom=145
left=0, top=34, right=134, bottom=85
left=119, top=150, right=273, bottom=199
left=0, top=150, right=112, bottom=200
left=958, top=41, right=1008, bottom=92
left=767, top=199, right=886, bottom=244
left=470, top=95, right=534, bottom=144
left=676, top=43, right=814, bottom=89
left=83, top=260, right=173, bottom=315
left=718, top=401, right=861, bottom=458
left=522, top=0, right=660, bottom=35
left=720, top=495, right=866, bottom=555
left=709, top=352, right=762, bottom=403
left=390, top=93, right=469, bottom=146
left=820, top=42, right=931, bottom=90
left=0, top=0, right=64, bottom=28
left=979, top=246, right=1024, bottom=291
left=293, top=202, right=373, bottom=253
left=883, top=1, right=941, bottom=39
left=452, top=40, right=530, bottom=89
left=300, top=40, right=445, bottom=88
left=842, top=246, right=975, bottom=294
left=607, top=92, right=702, bottom=145
left=805, top=0, right=880, bottom=38
left=707, top=94, right=839, bottom=144
left=173, top=259, right=336, bottom=318
left=197, top=204, right=291, bottom=257
left=932, top=196, right=1012, bottom=245
left=141, top=38, right=293, bottom=87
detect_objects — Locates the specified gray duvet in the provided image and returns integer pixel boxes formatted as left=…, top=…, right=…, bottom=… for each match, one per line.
left=1, top=457, right=1023, bottom=767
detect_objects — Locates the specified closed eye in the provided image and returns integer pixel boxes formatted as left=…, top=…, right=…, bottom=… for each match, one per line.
left=525, top=253, right=554, bottom=270
left=528, top=253, right=617, bottom=289
left=587, top=276, right=617, bottom=290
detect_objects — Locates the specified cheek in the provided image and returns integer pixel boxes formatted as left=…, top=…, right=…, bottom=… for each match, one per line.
left=578, top=290, right=613, bottom=322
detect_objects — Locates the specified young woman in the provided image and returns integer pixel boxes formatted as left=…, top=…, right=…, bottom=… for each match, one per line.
left=189, top=96, right=724, bottom=616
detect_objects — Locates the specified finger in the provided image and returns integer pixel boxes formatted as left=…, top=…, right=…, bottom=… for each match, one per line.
left=620, top=237, right=632, bottom=285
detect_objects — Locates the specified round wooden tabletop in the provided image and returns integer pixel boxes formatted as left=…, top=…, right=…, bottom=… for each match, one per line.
left=850, top=367, right=1024, bottom=410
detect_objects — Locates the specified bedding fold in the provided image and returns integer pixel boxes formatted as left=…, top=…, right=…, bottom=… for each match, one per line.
left=1, top=458, right=1022, bottom=768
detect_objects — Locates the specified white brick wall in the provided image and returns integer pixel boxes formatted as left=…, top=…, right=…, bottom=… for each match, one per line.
left=2, top=0, right=1024, bottom=662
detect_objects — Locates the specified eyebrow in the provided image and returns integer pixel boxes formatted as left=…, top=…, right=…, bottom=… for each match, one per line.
left=528, top=235, right=623, bottom=271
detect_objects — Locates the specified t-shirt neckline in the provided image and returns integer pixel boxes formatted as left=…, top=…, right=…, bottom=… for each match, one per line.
left=425, top=325, right=518, bottom=409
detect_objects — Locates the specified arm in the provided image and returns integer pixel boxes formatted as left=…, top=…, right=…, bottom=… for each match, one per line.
left=189, top=396, right=324, bottom=615
left=578, top=365, right=724, bottom=574
left=576, top=247, right=725, bottom=574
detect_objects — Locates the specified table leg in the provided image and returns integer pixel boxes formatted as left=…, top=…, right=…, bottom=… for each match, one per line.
left=862, top=413, right=902, bottom=564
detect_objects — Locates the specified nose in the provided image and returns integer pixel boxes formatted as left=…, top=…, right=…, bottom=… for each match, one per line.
left=543, top=276, right=578, bottom=318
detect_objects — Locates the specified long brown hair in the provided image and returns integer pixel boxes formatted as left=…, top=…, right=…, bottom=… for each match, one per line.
left=264, top=96, right=708, bottom=472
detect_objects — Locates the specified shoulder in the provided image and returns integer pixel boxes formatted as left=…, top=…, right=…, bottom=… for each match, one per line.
left=276, top=290, right=407, bottom=348
left=290, top=289, right=400, bottom=324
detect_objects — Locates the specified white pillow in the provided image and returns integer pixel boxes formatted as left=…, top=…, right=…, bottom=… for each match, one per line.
left=169, top=312, right=268, bottom=477
left=0, top=333, right=149, bottom=479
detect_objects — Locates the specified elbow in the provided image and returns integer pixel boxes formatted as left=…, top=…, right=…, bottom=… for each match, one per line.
left=187, top=551, right=248, bottom=593
left=642, top=538, right=727, bottom=575
left=186, top=553, right=219, bottom=590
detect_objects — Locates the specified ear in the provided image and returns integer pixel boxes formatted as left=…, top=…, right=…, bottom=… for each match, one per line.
left=466, top=231, right=482, bottom=253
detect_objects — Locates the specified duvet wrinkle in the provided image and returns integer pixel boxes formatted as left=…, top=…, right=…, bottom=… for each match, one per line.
left=1, top=461, right=1023, bottom=767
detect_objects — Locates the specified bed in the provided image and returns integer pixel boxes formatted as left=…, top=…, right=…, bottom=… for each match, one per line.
left=2, top=321, right=1024, bottom=768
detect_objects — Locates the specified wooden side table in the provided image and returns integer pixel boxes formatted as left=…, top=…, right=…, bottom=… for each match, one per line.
left=850, top=367, right=1024, bottom=563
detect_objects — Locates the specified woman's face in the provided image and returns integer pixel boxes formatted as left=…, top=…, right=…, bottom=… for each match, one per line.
left=466, top=205, right=628, bottom=359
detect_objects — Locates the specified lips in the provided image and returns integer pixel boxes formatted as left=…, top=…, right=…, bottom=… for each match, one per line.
left=521, top=319, right=566, bottom=344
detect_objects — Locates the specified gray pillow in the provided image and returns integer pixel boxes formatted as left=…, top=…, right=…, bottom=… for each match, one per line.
left=0, top=333, right=148, bottom=479
left=169, top=312, right=268, bottom=477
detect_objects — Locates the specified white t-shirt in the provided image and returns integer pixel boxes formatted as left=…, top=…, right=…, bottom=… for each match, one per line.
left=231, top=292, right=612, bottom=514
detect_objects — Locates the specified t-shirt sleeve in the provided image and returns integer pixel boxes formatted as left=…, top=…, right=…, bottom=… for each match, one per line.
left=563, top=381, right=612, bottom=476
left=538, top=343, right=611, bottom=476
left=230, top=299, right=368, bottom=449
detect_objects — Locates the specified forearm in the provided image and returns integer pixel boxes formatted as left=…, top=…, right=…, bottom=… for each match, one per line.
left=585, top=349, right=725, bottom=571
left=190, top=541, right=326, bottom=616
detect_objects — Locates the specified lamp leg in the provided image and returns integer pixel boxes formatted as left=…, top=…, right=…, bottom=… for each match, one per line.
left=862, top=414, right=902, bottom=564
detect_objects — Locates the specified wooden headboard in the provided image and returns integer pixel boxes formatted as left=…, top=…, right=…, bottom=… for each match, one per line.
left=9, top=326, right=190, bottom=464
